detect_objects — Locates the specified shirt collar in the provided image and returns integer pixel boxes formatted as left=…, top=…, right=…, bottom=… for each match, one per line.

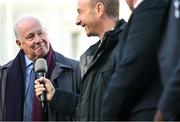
left=134, top=0, right=144, bottom=9
left=24, top=55, right=33, bottom=68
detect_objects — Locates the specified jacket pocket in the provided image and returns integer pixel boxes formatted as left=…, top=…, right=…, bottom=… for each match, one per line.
left=101, top=69, right=113, bottom=88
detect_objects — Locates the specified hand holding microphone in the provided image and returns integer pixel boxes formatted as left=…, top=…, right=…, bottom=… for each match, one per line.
left=34, top=77, right=55, bottom=101
left=34, top=58, right=55, bottom=108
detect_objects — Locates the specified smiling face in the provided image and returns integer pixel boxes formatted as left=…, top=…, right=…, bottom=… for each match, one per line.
left=76, top=0, right=101, bottom=37
left=15, top=17, right=50, bottom=61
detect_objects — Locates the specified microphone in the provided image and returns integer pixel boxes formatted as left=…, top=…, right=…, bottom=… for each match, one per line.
left=34, top=58, right=48, bottom=109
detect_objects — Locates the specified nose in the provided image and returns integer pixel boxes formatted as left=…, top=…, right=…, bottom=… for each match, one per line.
left=34, top=34, right=43, bottom=43
left=76, top=16, right=81, bottom=25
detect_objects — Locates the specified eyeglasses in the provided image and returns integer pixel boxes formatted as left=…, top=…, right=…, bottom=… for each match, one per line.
left=25, top=29, right=46, bottom=41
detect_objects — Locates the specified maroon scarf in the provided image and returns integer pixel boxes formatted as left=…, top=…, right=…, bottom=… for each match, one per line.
left=4, top=46, right=55, bottom=121
left=32, top=46, right=55, bottom=121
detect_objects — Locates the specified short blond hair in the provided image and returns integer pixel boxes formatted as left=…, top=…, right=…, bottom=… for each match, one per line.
left=89, top=0, right=119, bottom=20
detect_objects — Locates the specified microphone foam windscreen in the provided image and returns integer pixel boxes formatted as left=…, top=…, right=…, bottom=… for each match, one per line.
left=34, top=58, right=48, bottom=73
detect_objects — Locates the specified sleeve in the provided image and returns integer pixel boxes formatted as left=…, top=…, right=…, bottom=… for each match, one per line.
left=157, top=0, right=180, bottom=120
left=159, top=60, right=180, bottom=120
left=49, top=60, right=81, bottom=116
left=49, top=89, right=79, bottom=115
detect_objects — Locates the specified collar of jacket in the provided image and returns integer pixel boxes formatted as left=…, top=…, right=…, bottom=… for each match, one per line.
left=80, top=19, right=126, bottom=77
left=1, top=52, right=73, bottom=83
left=1, top=52, right=72, bottom=71
left=96, top=19, right=126, bottom=57
left=50, top=52, right=72, bottom=81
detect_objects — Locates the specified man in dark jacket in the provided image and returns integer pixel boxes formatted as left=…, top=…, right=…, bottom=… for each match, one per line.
left=75, top=0, right=126, bottom=120
left=0, top=16, right=81, bottom=121
left=101, top=0, right=169, bottom=120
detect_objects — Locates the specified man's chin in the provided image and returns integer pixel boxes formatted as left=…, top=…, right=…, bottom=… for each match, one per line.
left=87, top=33, right=93, bottom=37
left=86, top=32, right=97, bottom=37
left=36, top=52, right=47, bottom=59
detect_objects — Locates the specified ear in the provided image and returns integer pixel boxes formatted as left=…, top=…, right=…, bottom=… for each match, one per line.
left=16, top=39, right=23, bottom=49
left=95, top=2, right=105, bottom=17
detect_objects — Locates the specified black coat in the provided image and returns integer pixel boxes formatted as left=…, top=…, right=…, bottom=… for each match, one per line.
left=0, top=52, right=81, bottom=121
left=101, top=0, right=170, bottom=120
left=77, top=19, right=126, bottom=121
